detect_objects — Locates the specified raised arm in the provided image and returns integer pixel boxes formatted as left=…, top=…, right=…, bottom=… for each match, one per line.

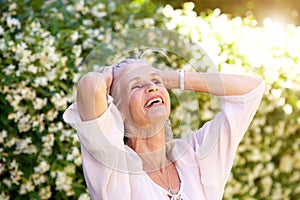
left=76, top=67, right=113, bottom=121
left=160, top=70, right=263, bottom=96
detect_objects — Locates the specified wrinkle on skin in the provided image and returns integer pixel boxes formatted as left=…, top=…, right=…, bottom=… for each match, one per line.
left=110, top=60, right=171, bottom=139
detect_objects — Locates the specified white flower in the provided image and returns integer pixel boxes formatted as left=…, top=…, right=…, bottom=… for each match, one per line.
left=34, top=77, right=48, bottom=87
left=41, top=146, right=53, bottom=156
left=42, top=133, right=55, bottom=148
left=21, top=87, right=36, bottom=100
left=9, top=3, right=17, bottom=11
left=82, top=19, right=93, bottom=26
left=33, top=98, right=47, bottom=110
left=74, top=0, right=85, bottom=11
left=66, top=5, right=73, bottom=12
left=78, top=193, right=91, bottom=200
left=6, top=16, right=21, bottom=29
left=64, top=164, right=75, bottom=174
left=60, top=73, right=67, bottom=80
left=70, top=31, right=79, bottom=42
left=38, top=186, right=52, bottom=199
left=15, top=42, right=32, bottom=67
left=27, top=64, right=38, bottom=74
left=46, top=109, right=58, bottom=121
left=279, top=154, right=294, bottom=173
left=15, top=137, right=31, bottom=150
left=0, top=38, right=6, bottom=50
left=29, top=21, right=41, bottom=33
left=0, top=191, right=10, bottom=200
left=4, top=136, right=17, bottom=148
left=162, top=5, right=174, bottom=18
left=19, top=180, right=34, bottom=194
left=15, top=32, right=24, bottom=40
left=17, top=114, right=31, bottom=132
left=46, top=68, right=58, bottom=81
left=10, top=168, right=23, bottom=185
left=50, top=92, right=68, bottom=110
left=91, top=3, right=107, bottom=18
left=0, top=130, right=7, bottom=144
left=75, top=57, right=83, bottom=67
left=56, top=154, right=63, bottom=160
left=0, top=161, right=5, bottom=175
left=271, top=88, right=282, bottom=99
left=3, top=178, right=12, bottom=188
left=143, top=18, right=155, bottom=28
left=0, top=26, right=4, bottom=35
left=82, top=38, right=94, bottom=49
left=66, top=153, right=74, bottom=161
left=2, top=64, right=15, bottom=76
left=55, top=171, right=74, bottom=195
left=283, top=104, right=293, bottom=115
left=66, top=146, right=80, bottom=162
left=34, top=160, right=50, bottom=174
left=72, top=45, right=82, bottom=57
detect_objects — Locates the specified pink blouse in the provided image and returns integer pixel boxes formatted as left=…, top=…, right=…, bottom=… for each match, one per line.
left=63, top=81, right=264, bottom=200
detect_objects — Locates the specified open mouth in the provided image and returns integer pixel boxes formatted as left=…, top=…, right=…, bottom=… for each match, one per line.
left=145, top=97, right=164, bottom=108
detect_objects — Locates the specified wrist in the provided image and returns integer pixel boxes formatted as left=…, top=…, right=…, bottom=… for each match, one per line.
left=160, top=70, right=182, bottom=89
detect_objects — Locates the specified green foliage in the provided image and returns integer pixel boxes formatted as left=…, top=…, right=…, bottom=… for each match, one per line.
left=162, top=3, right=300, bottom=199
left=0, top=0, right=163, bottom=199
left=1, top=0, right=299, bottom=199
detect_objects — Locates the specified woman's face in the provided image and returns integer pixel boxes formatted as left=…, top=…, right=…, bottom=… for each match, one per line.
left=112, top=61, right=170, bottom=130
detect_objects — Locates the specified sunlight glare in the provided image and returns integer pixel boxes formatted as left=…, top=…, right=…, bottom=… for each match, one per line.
left=263, top=18, right=287, bottom=49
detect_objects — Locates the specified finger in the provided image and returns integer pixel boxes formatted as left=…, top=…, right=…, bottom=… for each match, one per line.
left=102, top=66, right=113, bottom=94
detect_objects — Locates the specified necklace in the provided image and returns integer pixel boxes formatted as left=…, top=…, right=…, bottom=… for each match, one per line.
left=154, top=161, right=173, bottom=195
left=142, top=155, right=183, bottom=199
left=153, top=161, right=182, bottom=199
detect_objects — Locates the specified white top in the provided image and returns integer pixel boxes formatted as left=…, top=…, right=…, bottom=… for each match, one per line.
left=63, top=82, right=264, bottom=200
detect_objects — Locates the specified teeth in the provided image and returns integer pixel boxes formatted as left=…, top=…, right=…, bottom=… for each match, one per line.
left=146, top=98, right=162, bottom=107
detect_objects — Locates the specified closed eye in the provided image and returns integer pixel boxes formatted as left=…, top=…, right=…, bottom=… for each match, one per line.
left=131, top=84, right=142, bottom=90
left=152, top=79, right=162, bottom=85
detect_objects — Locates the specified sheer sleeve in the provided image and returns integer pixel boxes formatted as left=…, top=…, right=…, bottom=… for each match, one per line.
left=192, top=81, right=265, bottom=199
left=63, top=95, right=132, bottom=200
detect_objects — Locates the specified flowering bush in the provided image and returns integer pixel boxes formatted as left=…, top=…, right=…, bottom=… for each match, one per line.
left=162, top=3, right=300, bottom=199
left=1, top=0, right=299, bottom=199
left=0, top=0, right=164, bottom=199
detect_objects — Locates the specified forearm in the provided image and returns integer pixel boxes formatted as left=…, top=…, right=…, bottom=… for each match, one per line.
left=162, top=70, right=263, bottom=96
left=77, top=72, right=108, bottom=121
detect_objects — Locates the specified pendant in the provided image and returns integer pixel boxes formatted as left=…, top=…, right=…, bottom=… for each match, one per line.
left=168, top=189, right=183, bottom=200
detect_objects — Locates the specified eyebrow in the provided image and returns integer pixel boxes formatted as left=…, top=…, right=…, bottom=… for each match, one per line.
left=129, top=72, right=161, bottom=83
left=150, top=72, right=160, bottom=78
left=129, top=77, right=142, bottom=85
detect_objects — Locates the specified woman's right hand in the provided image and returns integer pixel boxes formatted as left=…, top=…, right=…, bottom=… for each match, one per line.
left=76, top=66, right=114, bottom=121
left=96, top=66, right=114, bottom=94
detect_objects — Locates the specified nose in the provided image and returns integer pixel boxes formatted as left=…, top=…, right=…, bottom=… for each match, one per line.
left=146, top=82, right=158, bottom=93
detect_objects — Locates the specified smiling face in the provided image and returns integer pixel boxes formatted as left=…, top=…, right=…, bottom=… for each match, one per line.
left=111, top=60, right=170, bottom=136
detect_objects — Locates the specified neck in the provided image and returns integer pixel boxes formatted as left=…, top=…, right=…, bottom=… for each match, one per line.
left=127, top=127, right=168, bottom=171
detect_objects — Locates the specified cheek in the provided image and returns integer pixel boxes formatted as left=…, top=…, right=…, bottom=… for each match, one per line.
left=161, top=88, right=171, bottom=113
left=115, top=91, right=131, bottom=118
left=128, top=91, right=145, bottom=117
left=165, top=96, right=171, bottom=116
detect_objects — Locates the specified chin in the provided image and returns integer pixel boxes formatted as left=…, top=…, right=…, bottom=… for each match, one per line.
left=149, top=110, right=169, bottom=123
left=130, top=108, right=170, bottom=129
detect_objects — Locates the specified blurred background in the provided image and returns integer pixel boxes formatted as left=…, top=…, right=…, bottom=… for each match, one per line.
left=153, top=0, right=300, bottom=26
left=0, top=0, right=299, bottom=199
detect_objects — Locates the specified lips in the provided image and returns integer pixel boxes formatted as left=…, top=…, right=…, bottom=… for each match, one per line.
left=144, top=96, right=164, bottom=108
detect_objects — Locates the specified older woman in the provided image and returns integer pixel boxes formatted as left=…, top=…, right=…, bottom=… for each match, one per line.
left=63, top=58, right=264, bottom=200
